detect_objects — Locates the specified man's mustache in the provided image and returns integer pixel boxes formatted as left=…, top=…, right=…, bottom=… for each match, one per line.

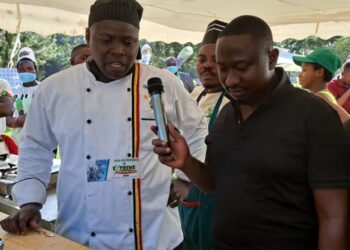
left=201, top=69, right=216, bottom=75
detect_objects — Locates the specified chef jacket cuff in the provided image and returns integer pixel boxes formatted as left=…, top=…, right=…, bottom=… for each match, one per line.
left=12, top=178, right=47, bottom=207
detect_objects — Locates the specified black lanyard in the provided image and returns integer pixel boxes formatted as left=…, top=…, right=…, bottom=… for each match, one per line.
left=196, top=89, right=225, bottom=132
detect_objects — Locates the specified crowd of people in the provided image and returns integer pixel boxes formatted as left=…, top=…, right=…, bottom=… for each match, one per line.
left=0, top=0, right=349, bottom=249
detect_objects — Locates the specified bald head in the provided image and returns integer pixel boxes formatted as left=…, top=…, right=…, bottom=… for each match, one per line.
left=220, top=15, right=273, bottom=50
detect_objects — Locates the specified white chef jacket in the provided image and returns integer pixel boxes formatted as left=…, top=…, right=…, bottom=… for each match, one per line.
left=12, top=63, right=207, bottom=250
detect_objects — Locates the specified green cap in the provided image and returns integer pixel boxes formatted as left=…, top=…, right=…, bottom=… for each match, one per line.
left=293, top=48, right=341, bottom=75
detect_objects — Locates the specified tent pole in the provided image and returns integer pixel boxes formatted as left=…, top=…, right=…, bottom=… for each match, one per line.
left=7, top=2, right=22, bottom=68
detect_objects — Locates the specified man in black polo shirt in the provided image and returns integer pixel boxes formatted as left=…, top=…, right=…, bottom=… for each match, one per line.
left=152, top=15, right=350, bottom=250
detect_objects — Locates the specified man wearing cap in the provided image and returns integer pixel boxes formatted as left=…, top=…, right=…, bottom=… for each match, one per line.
left=293, top=48, right=350, bottom=124
left=6, top=47, right=40, bottom=145
left=170, top=19, right=229, bottom=250
left=153, top=15, right=350, bottom=249
left=0, top=0, right=207, bottom=249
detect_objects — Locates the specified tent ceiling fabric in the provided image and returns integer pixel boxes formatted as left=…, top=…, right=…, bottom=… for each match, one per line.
left=0, top=0, right=350, bottom=42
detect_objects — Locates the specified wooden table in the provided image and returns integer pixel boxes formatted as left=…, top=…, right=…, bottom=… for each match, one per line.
left=0, top=212, right=90, bottom=250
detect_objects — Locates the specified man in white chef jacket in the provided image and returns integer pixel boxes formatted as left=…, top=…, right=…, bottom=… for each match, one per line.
left=0, top=0, right=207, bottom=249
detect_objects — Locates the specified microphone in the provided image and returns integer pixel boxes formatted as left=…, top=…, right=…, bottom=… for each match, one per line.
left=147, top=77, right=170, bottom=143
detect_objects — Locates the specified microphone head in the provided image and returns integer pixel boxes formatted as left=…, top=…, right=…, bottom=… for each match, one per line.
left=147, top=77, right=164, bottom=94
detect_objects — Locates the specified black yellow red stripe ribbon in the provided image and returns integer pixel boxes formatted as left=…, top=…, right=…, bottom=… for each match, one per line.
left=131, top=63, right=143, bottom=250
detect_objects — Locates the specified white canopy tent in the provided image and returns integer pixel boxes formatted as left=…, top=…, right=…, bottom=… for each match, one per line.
left=0, top=0, right=350, bottom=43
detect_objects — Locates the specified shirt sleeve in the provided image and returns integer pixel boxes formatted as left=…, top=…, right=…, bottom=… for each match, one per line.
left=307, top=100, right=350, bottom=188
left=327, top=80, right=341, bottom=98
left=165, top=74, right=208, bottom=181
left=11, top=85, right=58, bottom=206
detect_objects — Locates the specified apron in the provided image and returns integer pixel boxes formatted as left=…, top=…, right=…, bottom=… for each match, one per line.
left=180, top=90, right=225, bottom=250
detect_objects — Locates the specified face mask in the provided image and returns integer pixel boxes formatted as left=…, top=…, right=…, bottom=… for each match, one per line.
left=18, top=72, right=36, bottom=83
left=166, top=66, right=178, bottom=74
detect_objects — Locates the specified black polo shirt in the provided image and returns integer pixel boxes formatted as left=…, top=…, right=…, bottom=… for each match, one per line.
left=206, top=68, right=350, bottom=250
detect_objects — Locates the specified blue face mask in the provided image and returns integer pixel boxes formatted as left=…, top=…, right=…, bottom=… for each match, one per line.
left=166, top=66, right=178, bottom=74
left=18, top=72, right=36, bottom=83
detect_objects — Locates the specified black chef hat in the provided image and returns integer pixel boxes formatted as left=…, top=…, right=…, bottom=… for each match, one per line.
left=202, top=19, right=227, bottom=45
left=89, top=0, right=143, bottom=29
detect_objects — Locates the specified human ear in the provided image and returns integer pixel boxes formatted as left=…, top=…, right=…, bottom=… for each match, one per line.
left=315, top=68, right=324, bottom=78
left=268, top=48, right=279, bottom=70
left=85, top=28, right=90, bottom=45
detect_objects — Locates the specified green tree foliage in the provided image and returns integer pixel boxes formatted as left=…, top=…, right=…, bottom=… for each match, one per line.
left=276, top=35, right=349, bottom=62
left=0, top=29, right=85, bottom=80
left=277, top=36, right=330, bottom=55
left=140, top=39, right=200, bottom=78
left=1, top=29, right=349, bottom=82
left=332, top=37, right=350, bottom=63
left=0, top=29, right=16, bottom=67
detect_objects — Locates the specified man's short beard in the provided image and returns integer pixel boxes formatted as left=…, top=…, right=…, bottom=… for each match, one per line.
left=203, top=82, right=223, bottom=93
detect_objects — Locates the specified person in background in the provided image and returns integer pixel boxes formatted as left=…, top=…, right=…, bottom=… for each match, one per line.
left=6, top=47, right=39, bottom=145
left=0, top=79, right=14, bottom=120
left=165, top=56, right=195, bottom=93
left=152, top=15, right=350, bottom=249
left=165, top=56, right=178, bottom=74
left=170, top=19, right=229, bottom=250
left=0, top=0, right=207, bottom=249
left=294, top=48, right=350, bottom=124
left=70, top=44, right=91, bottom=66
left=0, top=79, right=15, bottom=155
left=0, top=79, right=14, bottom=132
left=328, top=62, right=350, bottom=114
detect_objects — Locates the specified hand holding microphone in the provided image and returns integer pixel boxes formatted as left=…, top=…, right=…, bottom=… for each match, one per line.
left=147, top=77, right=170, bottom=143
left=148, top=78, right=192, bottom=171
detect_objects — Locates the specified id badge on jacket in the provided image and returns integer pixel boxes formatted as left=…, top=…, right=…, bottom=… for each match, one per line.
left=87, top=158, right=140, bottom=182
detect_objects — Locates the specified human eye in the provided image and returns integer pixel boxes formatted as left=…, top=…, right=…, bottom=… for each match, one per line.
left=218, top=64, right=228, bottom=73
left=100, top=38, right=111, bottom=44
left=124, top=39, right=136, bottom=47
left=235, top=63, right=249, bottom=71
left=97, top=34, right=112, bottom=44
left=196, top=56, right=205, bottom=64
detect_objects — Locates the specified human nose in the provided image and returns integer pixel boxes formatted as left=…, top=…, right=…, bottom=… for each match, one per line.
left=225, top=70, right=239, bottom=87
left=109, top=41, right=126, bottom=56
left=203, top=59, right=215, bottom=70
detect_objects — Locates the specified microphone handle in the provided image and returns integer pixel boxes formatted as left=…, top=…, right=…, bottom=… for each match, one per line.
left=151, top=94, right=169, bottom=142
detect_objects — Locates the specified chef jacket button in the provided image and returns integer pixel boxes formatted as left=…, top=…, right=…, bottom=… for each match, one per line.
left=86, top=155, right=91, bottom=160
left=86, top=88, right=91, bottom=92
left=87, top=119, right=92, bottom=124
left=127, top=191, right=132, bottom=195
left=91, top=232, right=96, bottom=237
left=129, top=228, right=133, bottom=233
left=127, top=88, right=131, bottom=92
left=127, top=153, right=131, bottom=157
left=127, top=117, right=132, bottom=122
